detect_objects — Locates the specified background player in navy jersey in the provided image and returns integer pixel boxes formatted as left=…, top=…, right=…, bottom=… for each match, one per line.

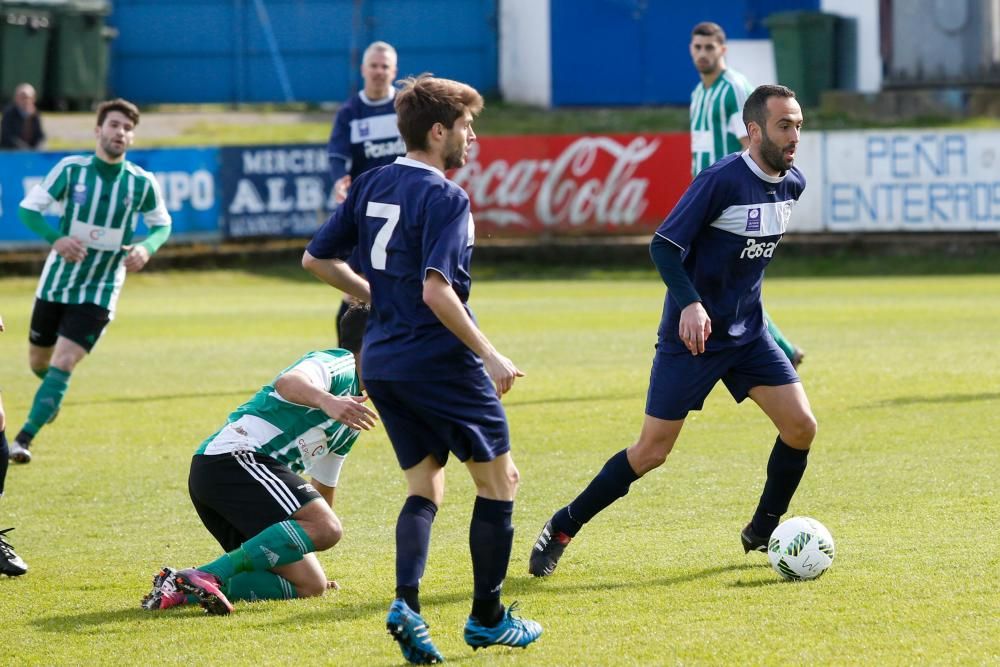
left=529, top=85, right=818, bottom=577
left=304, top=74, right=542, bottom=664
left=327, top=41, right=406, bottom=346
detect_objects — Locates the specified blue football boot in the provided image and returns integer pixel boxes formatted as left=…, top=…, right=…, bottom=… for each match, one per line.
left=386, top=598, right=444, bottom=664
left=464, top=602, right=542, bottom=651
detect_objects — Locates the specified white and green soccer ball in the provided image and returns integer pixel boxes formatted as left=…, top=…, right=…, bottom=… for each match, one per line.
left=767, top=516, right=835, bottom=581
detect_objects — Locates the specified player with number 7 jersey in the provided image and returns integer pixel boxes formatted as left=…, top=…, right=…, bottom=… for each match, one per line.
left=308, top=158, right=481, bottom=382
left=304, top=75, right=541, bottom=664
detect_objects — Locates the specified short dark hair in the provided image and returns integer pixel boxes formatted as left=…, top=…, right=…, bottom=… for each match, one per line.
left=691, top=21, right=726, bottom=43
left=395, top=75, right=483, bottom=152
left=742, top=84, right=796, bottom=130
left=338, top=304, right=369, bottom=358
left=96, top=98, right=140, bottom=127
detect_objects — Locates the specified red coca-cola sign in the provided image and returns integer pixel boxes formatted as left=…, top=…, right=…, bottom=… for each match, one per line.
left=451, top=133, right=690, bottom=236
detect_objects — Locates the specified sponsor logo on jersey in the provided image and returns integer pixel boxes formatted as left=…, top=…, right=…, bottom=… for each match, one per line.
left=745, top=207, right=761, bottom=232
left=72, top=183, right=88, bottom=205
left=358, top=120, right=370, bottom=138
left=739, top=237, right=779, bottom=259
left=363, top=137, right=406, bottom=160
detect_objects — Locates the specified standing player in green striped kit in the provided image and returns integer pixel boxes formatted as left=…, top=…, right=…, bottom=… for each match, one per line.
left=142, top=317, right=379, bottom=614
left=8, top=99, right=171, bottom=463
left=690, top=21, right=804, bottom=368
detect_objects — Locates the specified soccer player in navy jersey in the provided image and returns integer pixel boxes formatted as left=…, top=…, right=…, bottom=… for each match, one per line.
left=689, top=21, right=805, bottom=369
left=529, top=85, right=818, bottom=577
left=327, top=41, right=406, bottom=346
left=304, top=75, right=541, bottom=664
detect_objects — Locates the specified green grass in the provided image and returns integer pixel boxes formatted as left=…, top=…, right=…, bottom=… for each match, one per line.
left=1, top=268, right=998, bottom=665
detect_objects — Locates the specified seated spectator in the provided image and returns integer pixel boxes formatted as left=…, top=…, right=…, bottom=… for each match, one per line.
left=1, top=83, right=45, bottom=150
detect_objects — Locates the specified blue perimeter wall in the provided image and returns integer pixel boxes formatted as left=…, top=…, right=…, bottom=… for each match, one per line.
left=549, top=0, right=819, bottom=106
left=107, top=0, right=499, bottom=104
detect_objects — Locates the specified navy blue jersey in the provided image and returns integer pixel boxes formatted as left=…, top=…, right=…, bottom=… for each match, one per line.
left=654, top=151, right=806, bottom=351
left=327, top=90, right=406, bottom=181
left=307, top=157, right=481, bottom=381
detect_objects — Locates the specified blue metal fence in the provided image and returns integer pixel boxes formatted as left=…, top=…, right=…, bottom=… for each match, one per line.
left=107, top=0, right=498, bottom=104
left=549, top=0, right=819, bottom=106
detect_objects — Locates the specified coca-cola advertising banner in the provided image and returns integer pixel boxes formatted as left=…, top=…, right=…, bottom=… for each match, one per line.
left=452, top=133, right=691, bottom=236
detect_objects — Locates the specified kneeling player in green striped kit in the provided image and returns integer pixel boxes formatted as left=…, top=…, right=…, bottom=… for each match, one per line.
left=9, top=98, right=171, bottom=464
left=142, top=309, right=379, bottom=614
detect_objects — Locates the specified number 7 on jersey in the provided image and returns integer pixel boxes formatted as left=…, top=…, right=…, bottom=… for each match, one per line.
left=367, top=201, right=401, bottom=270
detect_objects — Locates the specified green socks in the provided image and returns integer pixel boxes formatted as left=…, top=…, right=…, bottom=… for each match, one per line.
left=199, top=520, right=315, bottom=580
left=224, top=571, right=298, bottom=602
left=24, top=367, right=71, bottom=435
left=764, top=310, right=797, bottom=361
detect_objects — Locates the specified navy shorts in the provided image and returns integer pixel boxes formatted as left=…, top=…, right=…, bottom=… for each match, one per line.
left=29, top=298, right=110, bottom=352
left=364, top=372, right=511, bottom=470
left=645, top=333, right=799, bottom=421
left=188, top=451, right=322, bottom=552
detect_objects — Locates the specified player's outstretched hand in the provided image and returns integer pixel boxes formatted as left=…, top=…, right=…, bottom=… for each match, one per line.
left=122, top=244, right=151, bottom=272
left=678, top=302, right=712, bottom=355
left=322, top=394, right=379, bottom=431
left=333, top=175, right=352, bottom=204
left=53, top=236, right=87, bottom=263
left=483, top=351, right=524, bottom=398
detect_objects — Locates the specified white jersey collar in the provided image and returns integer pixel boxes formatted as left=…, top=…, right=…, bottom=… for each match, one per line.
left=360, top=88, right=396, bottom=106
left=394, top=156, right=445, bottom=179
left=741, top=150, right=786, bottom=184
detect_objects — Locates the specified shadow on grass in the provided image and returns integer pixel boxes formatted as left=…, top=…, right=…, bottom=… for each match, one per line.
left=504, top=562, right=762, bottom=596
left=67, top=389, right=257, bottom=407
left=506, top=391, right=639, bottom=408
left=30, top=564, right=770, bottom=640
left=860, top=391, right=1000, bottom=408
left=30, top=589, right=471, bottom=635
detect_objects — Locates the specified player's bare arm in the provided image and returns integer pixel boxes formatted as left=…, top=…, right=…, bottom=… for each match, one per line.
left=678, top=301, right=712, bottom=355
left=311, top=478, right=336, bottom=507
left=274, top=370, right=378, bottom=431
left=301, top=251, right=372, bottom=303
left=333, top=175, right=352, bottom=204
left=422, top=270, right=523, bottom=397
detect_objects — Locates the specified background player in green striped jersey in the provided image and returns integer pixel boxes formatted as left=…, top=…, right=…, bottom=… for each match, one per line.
left=142, top=315, right=379, bottom=614
left=8, top=99, right=171, bottom=464
left=689, top=21, right=804, bottom=369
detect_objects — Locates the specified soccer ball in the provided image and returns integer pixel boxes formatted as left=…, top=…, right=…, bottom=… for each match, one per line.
left=767, top=516, right=835, bottom=581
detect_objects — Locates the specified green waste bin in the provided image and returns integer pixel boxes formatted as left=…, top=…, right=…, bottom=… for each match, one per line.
left=0, top=3, right=52, bottom=99
left=45, top=0, right=113, bottom=108
left=764, top=11, right=838, bottom=108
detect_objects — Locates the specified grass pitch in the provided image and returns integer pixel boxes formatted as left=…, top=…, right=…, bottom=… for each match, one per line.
left=0, top=267, right=997, bottom=665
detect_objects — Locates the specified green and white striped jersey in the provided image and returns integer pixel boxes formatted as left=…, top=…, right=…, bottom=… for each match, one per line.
left=690, top=69, right=753, bottom=177
left=196, top=349, right=361, bottom=487
left=20, top=154, right=171, bottom=313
